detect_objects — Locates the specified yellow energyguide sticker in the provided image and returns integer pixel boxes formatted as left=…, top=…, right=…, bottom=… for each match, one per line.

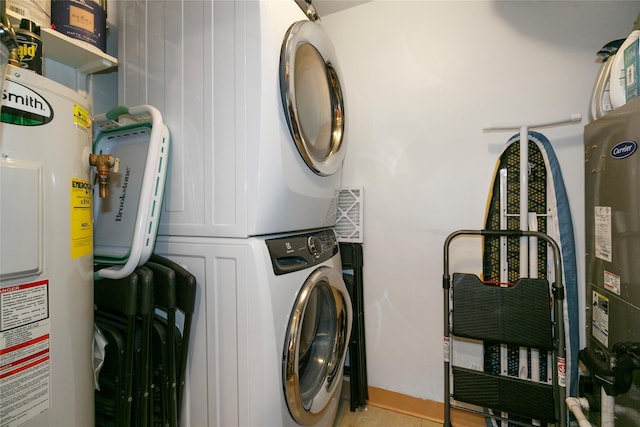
left=73, top=104, right=91, bottom=129
left=70, top=178, right=92, bottom=258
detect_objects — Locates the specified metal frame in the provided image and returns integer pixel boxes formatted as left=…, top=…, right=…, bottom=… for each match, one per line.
left=442, top=229, right=567, bottom=427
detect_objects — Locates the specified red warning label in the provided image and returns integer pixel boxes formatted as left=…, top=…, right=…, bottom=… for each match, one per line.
left=557, top=356, right=566, bottom=388
left=0, top=280, right=50, bottom=426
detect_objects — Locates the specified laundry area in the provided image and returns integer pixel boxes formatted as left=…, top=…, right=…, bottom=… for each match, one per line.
left=1, top=0, right=640, bottom=426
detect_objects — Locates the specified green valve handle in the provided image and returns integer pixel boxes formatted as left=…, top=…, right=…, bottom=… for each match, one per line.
left=105, top=105, right=130, bottom=121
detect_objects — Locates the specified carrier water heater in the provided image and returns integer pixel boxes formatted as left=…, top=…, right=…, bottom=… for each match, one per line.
left=583, top=97, right=640, bottom=426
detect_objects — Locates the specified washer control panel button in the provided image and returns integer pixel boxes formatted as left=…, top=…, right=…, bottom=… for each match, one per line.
left=307, top=236, right=324, bottom=256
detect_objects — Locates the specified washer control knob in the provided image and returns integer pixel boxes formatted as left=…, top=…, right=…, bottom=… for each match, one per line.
left=307, top=236, right=323, bottom=256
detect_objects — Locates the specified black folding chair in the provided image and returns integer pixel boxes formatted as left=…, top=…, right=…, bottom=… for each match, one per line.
left=146, top=261, right=178, bottom=427
left=149, top=254, right=197, bottom=426
left=94, top=267, right=154, bottom=427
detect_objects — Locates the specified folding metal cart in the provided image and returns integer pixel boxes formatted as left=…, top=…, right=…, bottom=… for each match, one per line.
left=442, top=229, right=567, bottom=427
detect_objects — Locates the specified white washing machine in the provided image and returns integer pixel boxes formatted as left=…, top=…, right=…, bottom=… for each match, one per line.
left=118, top=0, right=348, bottom=237
left=153, top=228, right=352, bottom=426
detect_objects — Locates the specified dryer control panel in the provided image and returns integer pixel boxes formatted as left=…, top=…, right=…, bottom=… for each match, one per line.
left=266, top=228, right=339, bottom=275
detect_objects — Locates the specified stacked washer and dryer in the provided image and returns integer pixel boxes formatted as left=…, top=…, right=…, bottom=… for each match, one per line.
left=118, top=1, right=352, bottom=426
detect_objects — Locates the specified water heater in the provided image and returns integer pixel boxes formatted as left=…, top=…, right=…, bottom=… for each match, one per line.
left=0, top=65, right=94, bottom=426
left=584, top=97, right=640, bottom=425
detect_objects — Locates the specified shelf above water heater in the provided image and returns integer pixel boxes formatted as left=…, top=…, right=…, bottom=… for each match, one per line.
left=7, top=9, right=117, bottom=74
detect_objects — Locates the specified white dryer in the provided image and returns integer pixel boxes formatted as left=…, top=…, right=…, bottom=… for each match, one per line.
left=153, top=228, right=352, bottom=426
left=118, top=0, right=348, bottom=237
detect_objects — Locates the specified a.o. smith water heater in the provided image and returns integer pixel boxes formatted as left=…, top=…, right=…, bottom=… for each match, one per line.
left=0, top=65, right=94, bottom=427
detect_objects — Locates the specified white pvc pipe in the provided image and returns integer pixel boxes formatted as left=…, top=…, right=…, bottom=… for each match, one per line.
left=565, top=397, right=592, bottom=427
left=601, top=386, right=615, bottom=427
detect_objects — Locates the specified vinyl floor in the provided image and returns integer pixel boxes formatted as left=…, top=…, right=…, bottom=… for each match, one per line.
left=333, top=395, right=442, bottom=427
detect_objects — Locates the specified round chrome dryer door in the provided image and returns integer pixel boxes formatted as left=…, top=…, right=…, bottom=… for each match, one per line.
left=283, top=266, right=352, bottom=425
left=280, top=20, right=346, bottom=177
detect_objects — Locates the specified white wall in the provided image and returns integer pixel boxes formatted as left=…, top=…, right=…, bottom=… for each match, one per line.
left=321, top=0, right=640, bottom=402
left=89, top=0, right=119, bottom=115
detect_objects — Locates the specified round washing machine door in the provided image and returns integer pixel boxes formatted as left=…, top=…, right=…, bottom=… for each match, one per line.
left=280, top=20, right=346, bottom=177
left=283, top=266, right=352, bottom=425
